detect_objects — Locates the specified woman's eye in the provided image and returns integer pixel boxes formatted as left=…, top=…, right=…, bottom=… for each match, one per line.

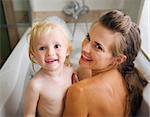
left=54, top=44, right=61, bottom=49
left=86, top=33, right=90, bottom=41
left=91, top=42, right=104, bottom=51
left=95, top=45, right=103, bottom=50
left=39, top=47, right=46, bottom=50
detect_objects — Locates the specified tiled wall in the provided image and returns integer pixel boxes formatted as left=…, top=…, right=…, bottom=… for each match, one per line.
left=30, top=0, right=124, bottom=11
left=13, top=0, right=124, bottom=23
left=30, top=0, right=124, bottom=22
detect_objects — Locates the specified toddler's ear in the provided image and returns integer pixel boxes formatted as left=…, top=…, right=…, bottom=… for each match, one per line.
left=31, top=55, right=38, bottom=64
left=66, top=50, right=70, bottom=56
left=66, top=47, right=72, bottom=56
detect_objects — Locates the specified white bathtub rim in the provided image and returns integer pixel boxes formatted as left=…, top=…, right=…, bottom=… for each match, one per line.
left=0, top=28, right=31, bottom=112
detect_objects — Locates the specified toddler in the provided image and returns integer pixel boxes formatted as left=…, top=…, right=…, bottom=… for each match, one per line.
left=24, top=16, right=73, bottom=117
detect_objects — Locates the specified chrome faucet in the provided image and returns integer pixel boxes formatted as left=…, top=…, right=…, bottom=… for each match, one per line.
left=63, top=0, right=89, bottom=20
left=63, top=0, right=89, bottom=39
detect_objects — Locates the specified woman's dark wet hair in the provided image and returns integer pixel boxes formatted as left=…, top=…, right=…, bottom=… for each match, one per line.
left=98, top=10, right=148, bottom=116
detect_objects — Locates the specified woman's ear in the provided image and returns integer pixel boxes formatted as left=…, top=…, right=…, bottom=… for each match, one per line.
left=115, top=54, right=127, bottom=64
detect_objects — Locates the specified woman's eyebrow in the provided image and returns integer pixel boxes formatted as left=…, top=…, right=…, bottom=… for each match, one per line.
left=86, top=33, right=90, bottom=40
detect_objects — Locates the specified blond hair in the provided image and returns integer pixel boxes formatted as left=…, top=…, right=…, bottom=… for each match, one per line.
left=29, top=17, right=72, bottom=67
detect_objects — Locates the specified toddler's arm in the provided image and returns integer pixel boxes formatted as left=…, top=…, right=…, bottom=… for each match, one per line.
left=24, top=79, right=40, bottom=117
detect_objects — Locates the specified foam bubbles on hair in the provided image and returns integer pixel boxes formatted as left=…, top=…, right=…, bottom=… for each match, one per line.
left=44, top=16, right=72, bottom=41
left=29, top=16, right=73, bottom=67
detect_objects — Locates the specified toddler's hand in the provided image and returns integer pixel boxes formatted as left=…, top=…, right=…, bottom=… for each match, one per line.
left=72, top=72, right=79, bottom=84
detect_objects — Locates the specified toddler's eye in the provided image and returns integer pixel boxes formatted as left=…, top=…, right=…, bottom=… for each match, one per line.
left=54, top=44, right=61, bottom=49
left=39, top=47, right=46, bottom=50
left=86, top=33, right=90, bottom=41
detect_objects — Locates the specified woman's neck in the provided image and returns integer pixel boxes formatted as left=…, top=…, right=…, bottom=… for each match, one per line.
left=92, top=66, right=117, bottom=77
left=91, top=62, right=119, bottom=76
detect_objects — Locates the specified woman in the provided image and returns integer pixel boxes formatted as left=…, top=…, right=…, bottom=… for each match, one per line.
left=63, top=10, right=147, bottom=117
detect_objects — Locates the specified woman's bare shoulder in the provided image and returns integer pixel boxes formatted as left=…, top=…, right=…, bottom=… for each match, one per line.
left=66, top=76, right=113, bottom=113
left=65, top=70, right=126, bottom=116
left=66, top=78, right=91, bottom=99
left=69, top=70, right=120, bottom=99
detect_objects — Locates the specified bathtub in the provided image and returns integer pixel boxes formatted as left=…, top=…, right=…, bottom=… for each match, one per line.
left=0, top=23, right=150, bottom=117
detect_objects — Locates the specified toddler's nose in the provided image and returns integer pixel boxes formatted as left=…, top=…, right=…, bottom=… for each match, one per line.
left=47, top=47, right=55, bottom=56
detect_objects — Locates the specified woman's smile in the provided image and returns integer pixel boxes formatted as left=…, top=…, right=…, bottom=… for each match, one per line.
left=80, top=50, right=93, bottom=63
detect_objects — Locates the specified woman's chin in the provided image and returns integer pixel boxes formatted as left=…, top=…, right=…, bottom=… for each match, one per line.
left=79, top=59, right=90, bottom=69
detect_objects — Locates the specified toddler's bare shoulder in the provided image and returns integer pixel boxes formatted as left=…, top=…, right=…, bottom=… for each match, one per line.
left=27, top=75, right=42, bottom=92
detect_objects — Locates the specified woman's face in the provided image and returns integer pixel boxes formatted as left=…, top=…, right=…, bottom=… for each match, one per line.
left=79, top=22, right=118, bottom=73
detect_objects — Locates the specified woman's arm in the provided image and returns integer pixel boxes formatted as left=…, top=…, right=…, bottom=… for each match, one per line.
left=63, top=84, right=88, bottom=117
left=24, top=79, right=40, bottom=117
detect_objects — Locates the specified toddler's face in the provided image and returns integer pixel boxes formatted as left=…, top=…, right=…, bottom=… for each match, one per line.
left=33, top=28, right=69, bottom=71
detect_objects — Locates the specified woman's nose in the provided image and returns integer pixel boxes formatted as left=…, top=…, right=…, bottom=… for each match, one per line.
left=82, top=42, right=91, bottom=53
